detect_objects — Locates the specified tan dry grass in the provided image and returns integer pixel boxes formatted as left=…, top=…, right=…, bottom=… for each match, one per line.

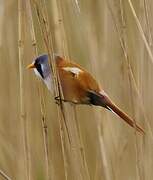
left=0, top=0, right=153, bottom=180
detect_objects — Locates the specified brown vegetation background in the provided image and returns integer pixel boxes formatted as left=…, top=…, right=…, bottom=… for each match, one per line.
left=0, top=0, right=153, bottom=180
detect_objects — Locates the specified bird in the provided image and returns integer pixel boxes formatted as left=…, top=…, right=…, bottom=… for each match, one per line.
left=27, top=54, right=145, bottom=134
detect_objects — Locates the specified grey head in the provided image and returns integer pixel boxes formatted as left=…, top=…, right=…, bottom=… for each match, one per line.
left=33, top=54, right=50, bottom=79
left=33, top=54, right=53, bottom=92
left=28, top=53, right=62, bottom=92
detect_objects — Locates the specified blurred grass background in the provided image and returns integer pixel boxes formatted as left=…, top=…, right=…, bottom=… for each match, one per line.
left=0, top=0, right=153, bottom=179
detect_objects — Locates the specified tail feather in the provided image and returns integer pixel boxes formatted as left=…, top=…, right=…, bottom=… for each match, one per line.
left=87, top=90, right=145, bottom=134
left=106, top=100, right=145, bottom=134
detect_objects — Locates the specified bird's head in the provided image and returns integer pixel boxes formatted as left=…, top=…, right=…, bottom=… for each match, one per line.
left=27, top=54, right=53, bottom=91
left=27, top=54, right=50, bottom=79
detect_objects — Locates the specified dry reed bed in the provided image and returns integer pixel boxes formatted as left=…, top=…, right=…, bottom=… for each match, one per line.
left=0, top=0, right=153, bottom=180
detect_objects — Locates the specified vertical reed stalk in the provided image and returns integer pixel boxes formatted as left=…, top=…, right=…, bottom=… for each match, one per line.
left=26, top=0, right=53, bottom=179
left=78, top=3, right=113, bottom=179
left=96, top=119, right=112, bottom=180
left=72, top=106, right=91, bottom=180
left=106, top=0, right=153, bottom=142
left=18, top=0, right=30, bottom=179
left=57, top=1, right=91, bottom=179
left=127, top=0, right=153, bottom=64
left=2, top=0, right=153, bottom=179
left=56, top=0, right=69, bottom=57
left=143, top=0, right=153, bottom=46
left=118, top=2, right=142, bottom=180
left=105, top=1, right=145, bottom=179
left=31, top=1, right=70, bottom=179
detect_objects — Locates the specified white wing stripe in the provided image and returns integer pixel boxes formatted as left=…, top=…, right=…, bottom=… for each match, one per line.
left=62, top=67, right=82, bottom=76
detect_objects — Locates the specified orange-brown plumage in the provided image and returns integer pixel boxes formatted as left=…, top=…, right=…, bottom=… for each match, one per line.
left=55, top=56, right=144, bottom=134
left=56, top=55, right=100, bottom=104
left=27, top=54, right=145, bottom=134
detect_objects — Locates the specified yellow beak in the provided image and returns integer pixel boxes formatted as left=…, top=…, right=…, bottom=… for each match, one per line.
left=26, top=63, right=35, bottom=69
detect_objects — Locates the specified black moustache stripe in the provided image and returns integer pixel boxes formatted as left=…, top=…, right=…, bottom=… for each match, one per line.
left=36, top=64, right=44, bottom=78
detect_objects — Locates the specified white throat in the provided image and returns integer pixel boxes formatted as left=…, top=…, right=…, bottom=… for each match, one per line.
left=44, top=74, right=53, bottom=92
left=34, top=68, right=53, bottom=93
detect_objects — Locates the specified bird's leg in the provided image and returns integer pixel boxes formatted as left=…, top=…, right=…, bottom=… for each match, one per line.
left=54, top=96, right=60, bottom=101
left=54, top=96, right=62, bottom=105
left=54, top=96, right=78, bottom=105
left=54, top=96, right=68, bottom=105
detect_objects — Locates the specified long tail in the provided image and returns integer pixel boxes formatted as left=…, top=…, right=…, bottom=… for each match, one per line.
left=106, top=99, right=145, bottom=134
left=87, top=90, right=145, bottom=134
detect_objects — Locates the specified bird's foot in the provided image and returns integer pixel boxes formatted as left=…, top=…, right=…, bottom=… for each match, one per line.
left=55, top=96, right=61, bottom=105
left=54, top=96, right=67, bottom=105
